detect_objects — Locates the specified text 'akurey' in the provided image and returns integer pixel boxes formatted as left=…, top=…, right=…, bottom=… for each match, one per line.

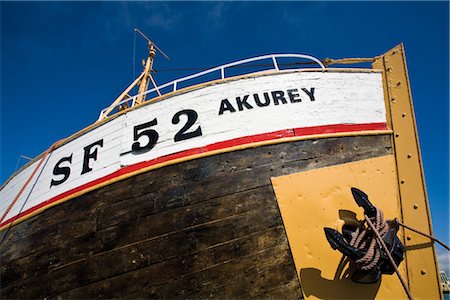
left=218, top=88, right=316, bottom=115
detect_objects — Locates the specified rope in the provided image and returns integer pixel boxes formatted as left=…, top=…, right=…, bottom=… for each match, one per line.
left=366, top=215, right=414, bottom=300
left=349, top=208, right=389, bottom=271
left=396, top=219, right=450, bottom=251
left=346, top=207, right=413, bottom=300
left=0, top=140, right=62, bottom=224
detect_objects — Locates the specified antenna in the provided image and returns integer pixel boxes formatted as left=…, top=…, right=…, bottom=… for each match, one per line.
left=99, top=29, right=170, bottom=120
left=134, top=28, right=170, bottom=60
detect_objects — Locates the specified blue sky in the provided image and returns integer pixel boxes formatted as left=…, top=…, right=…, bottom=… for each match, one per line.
left=1, top=2, right=449, bottom=273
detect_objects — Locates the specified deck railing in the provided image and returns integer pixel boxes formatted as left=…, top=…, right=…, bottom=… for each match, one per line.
left=98, top=53, right=325, bottom=120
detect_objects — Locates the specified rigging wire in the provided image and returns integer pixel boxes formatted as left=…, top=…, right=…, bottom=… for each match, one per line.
left=14, top=155, right=32, bottom=172
left=132, top=29, right=137, bottom=93
left=396, top=219, right=450, bottom=251
left=0, top=141, right=63, bottom=246
left=353, top=213, right=449, bottom=300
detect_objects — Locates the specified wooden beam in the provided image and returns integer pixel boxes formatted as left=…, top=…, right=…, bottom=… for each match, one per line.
left=99, top=71, right=145, bottom=121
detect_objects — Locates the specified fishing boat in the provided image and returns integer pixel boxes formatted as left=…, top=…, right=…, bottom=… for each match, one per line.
left=0, top=37, right=442, bottom=299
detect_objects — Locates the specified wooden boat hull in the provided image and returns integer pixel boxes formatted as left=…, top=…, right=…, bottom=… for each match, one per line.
left=0, top=135, right=390, bottom=298
left=0, top=45, right=442, bottom=299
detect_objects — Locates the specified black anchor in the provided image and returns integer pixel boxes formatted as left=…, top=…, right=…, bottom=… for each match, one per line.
left=324, top=188, right=405, bottom=283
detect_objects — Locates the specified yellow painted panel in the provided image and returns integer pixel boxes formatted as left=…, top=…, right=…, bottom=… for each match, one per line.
left=271, top=155, right=408, bottom=299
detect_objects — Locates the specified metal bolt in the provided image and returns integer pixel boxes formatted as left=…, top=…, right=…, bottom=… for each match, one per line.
left=413, top=204, right=418, bottom=209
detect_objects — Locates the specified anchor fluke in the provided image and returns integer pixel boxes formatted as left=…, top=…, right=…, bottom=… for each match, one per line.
left=324, top=228, right=364, bottom=260
left=351, top=187, right=377, bottom=218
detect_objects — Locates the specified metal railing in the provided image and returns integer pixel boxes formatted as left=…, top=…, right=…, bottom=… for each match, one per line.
left=98, top=53, right=325, bottom=120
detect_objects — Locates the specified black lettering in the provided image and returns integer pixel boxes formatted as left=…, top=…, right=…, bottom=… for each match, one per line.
left=131, top=119, right=158, bottom=153
left=254, top=93, right=270, bottom=107
left=287, top=89, right=301, bottom=103
left=81, top=139, right=104, bottom=175
left=50, top=154, right=73, bottom=187
left=173, top=110, right=202, bottom=142
left=271, top=91, right=287, bottom=105
left=236, top=95, right=253, bottom=111
left=218, top=99, right=236, bottom=115
left=302, top=87, right=315, bottom=101
left=263, top=93, right=271, bottom=105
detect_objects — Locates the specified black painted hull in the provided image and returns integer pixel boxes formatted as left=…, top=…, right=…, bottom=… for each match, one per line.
left=0, top=135, right=391, bottom=298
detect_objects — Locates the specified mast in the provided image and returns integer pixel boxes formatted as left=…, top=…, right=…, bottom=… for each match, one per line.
left=135, top=43, right=157, bottom=105
left=134, top=28, right=170, bottom=105
left=98, top=29, right=169, bottom=121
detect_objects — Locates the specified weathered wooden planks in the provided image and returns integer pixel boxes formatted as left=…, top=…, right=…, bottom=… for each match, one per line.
left=1, top=135, right=391, bottom=298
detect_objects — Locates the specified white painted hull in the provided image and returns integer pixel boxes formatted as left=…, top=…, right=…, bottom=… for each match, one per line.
left=0, top=70, right=386, bottom=230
